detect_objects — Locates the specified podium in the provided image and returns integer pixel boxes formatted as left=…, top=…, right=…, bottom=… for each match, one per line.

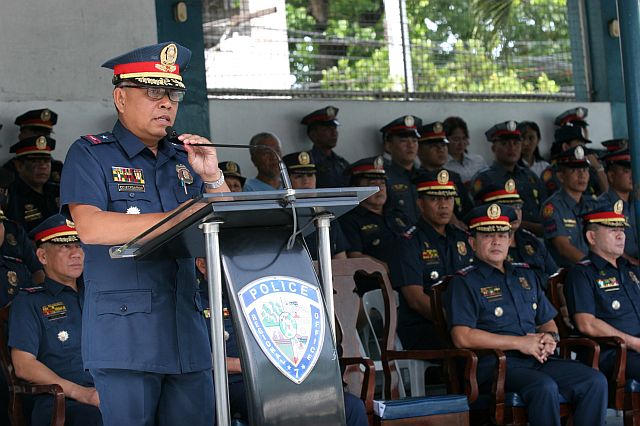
left=110, top=187, right=377, bottom=426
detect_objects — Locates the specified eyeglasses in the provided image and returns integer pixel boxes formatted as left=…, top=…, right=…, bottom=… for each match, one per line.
left=120, top=85, right=185, bottom=102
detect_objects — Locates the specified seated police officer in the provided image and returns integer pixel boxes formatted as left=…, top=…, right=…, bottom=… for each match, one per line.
left=9, top=214, right=102, bottom=426
left=381, top=115, right=423, bottom=225
left=301, top=106, right=350, bottom=188
left=565, top=203, right=640, bottom=380
left=541, top=146, right=599, bottom=268
left=339, top=156, right=414, bottom=268
left=6, top=135, right=59, bottom=233
left=475, top=179, right=558, bottom=284
left=388, top=169, right=472, bottom=350
left=219, top=161, right=246, bottom=192
left=445, top=204, right=607, bottom=426
left=417, top=121, right=473, bottom=227
left=471, top=121, right=546, bottom=237
left=244, top=132, right=283, bottom=191
left=283, top=151, right=347, bottom=259
left=598, top=148, right=638, bottom=261
left=541, top=124, right=607, bottom=197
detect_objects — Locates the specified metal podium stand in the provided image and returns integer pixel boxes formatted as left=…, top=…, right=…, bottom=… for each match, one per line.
left=109, top=187, right=377, bottom=426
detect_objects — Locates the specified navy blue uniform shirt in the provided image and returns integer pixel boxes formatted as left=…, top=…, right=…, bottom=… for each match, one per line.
left=507, top=228, right=558, bottom=285
left=598, top=190, right=639, bottom=259
left=6, top=177, right=60, bottom=233
left=389, top=219, right=472, bottom=345
left=471, top=163, right=546, bottom=225
left=0, top=220, right=41, bottom=305
left=59, top=121, right=211, bottom=373
left=565, top=252, right=640, bottom=337
left=305, top=220, right=348, bottom=259
left=541, top=165, right=602, bottom=198
left=8, top=278, right=94, bottom=387
left=339, top=204, right=413, bottom=264
left=445, top=259, right=557, bottom=336
left=310, top=146, right=350, bottom=188
left=541, top=188, right=598, bottom=268
left=384, top=160, right=420, bottom=225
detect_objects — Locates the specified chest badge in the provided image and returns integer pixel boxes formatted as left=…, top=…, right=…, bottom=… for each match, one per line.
left=612, top=300, right=621, bottom=310
left=457, top=241, right=467, bottom=256
left=126, top=206, right=141, bottom=215
left=5, top=234, right=16, bottom=246
left=57, top=331, right=69, bottom=342
left=494, top=306, right=504, bottom=317
left=524, top=244, right=535, bottom=255
left=519, top=277, right=531, bottom=290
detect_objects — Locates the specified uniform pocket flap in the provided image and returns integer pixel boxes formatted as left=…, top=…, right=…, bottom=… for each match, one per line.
left=96, top=289, right=152, bottom=316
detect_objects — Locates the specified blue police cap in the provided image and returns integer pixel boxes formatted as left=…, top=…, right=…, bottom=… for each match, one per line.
left=554, top=146, right=590, bottom=169
left=555, top=107, right=588, bottom=127
left=465, top=203, right=515, bottom=233
left=485, top=121, right=521, bottom=142
left=380, top=116, right=422, bottom=138
left=102, top=42, right=191, bottom=89
left=15, top=108, right=58, bottom=130
left=553, top=125, right=591, bottom=145
left=474, top=179, right=523, bottom=207
left=418, top=121, right=448, bottom=144
left=283, top=151, right=316, bottom=174
left=10, top=135, right=56, bottom=158
left=301, top=106, right=340, bottom=126
left=583, top=201, right=627, bottom=228
left=30, top=214, right=80, bottom=245
left=219, top=161, right=246, bottom=185
left=414, top=169, right=457, bottom=197
left=346, top=156, right=386, bottom=181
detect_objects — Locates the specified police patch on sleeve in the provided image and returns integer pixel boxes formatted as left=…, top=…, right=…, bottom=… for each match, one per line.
left=238, top=276, right=325, bottom=384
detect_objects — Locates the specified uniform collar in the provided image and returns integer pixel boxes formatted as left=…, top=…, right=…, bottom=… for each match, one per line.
left=558, top=188, right=580, bottom=208
left=113, top=120, right=178, bottom=160
left=473, top=257, right=509, bottom=278
left=44, top=277, right=79, bottom=296
left=588, top=251, right=625, bottom=270
left=491, top=161, right=524, bottom=175
left=386, top=158, right=416, bottom=175
left=310, top=145, right=335, bottom=160
left=417, top=218, right=445, bottom=238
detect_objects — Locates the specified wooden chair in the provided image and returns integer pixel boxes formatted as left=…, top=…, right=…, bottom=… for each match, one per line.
left=0, top=304, right=65, bottom=426
left=330, top=258, right=477, bottom=426
left=431, top=274, right=595, bottom=426
left=547, top=269, right=640, bottom=425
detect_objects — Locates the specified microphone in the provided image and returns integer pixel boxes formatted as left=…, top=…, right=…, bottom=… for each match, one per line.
left=164, top=126, right=294, bottom=200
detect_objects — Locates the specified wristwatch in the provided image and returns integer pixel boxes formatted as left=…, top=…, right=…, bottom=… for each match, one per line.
left=203, top=171, right=225, bottom=190
left=545, top=331, right=561, bottom=343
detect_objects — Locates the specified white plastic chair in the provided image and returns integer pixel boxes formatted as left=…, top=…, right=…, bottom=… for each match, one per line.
left=360, top=289, right=431, bottom=398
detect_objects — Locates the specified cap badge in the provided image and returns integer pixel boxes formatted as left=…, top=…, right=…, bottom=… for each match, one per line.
left=57, top=331, right=69, bottom=342
left=575, top=146, right=585, bottom=160
left=326, top=107, right=336, bottom=118
left=505, top=179, right=516, bottom=193
left=487, top=203, right=502, bottom=220
left=35, top=136, right=47, bottom=150
left=576, top=107, right=585, bottom=118
left=404, top=115, right=415, bottom=127
left=374, top=156, right=384, bottom=169
left=41, top=109, right=51, bottom=121
left=614, top=200, right=624, bottom=214
left=433, top=122, right=443, bottom=133
left=156, top=43, right=178, bottom=73
left=437, top=170, right=449, bottom=185
left=65, top=219, right=76, bottom=228
left=227, top=162, right=238, bottom=173
left=507, top=121, right=517, bottom=131
left=299, top=151, right=310, bottom=165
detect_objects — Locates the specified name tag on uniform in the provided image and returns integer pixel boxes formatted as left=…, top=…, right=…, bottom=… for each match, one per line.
left=480, top=286, right=502, bottom=301
left=597, top=277, right=619, bottom=291
left=41, top=302, right=67, bottom=320
left=117, top=183, right=145, bottom=192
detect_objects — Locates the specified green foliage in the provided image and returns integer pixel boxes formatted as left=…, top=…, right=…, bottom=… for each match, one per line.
left=286, top=0, right=569, bottom=95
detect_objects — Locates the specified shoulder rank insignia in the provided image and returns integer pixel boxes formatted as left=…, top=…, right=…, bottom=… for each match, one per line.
left=577, top=259, right=592, bottom=266
left=21, top=286, right=45, bottom=294
left=81, top=132, right=115, bottom=145
left=511, top=262, right=530, bottom=269
left=456, top=265, right=477, bottom=276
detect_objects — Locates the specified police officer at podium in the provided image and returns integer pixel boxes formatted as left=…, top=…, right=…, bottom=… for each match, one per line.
left=60, top=41, right=229, bottom=426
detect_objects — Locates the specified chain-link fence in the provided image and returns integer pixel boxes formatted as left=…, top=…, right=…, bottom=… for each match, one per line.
left=203, top=0, right=575, bottom=101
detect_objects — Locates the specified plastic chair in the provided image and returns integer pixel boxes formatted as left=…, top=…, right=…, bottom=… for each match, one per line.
left=361, top=289, right=431, bottom=398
